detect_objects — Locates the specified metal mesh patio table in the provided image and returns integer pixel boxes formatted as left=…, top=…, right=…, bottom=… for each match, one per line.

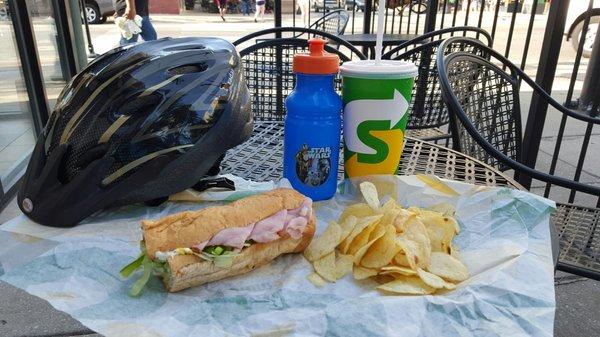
left=221, top=121, right=521, bottom=189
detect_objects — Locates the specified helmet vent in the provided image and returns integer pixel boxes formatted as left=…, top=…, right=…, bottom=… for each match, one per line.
left=75, top=144, right=108, bottom=170
left=167, top=64, right=208, bottom=76
left=164, top=45, right=206, bottom=52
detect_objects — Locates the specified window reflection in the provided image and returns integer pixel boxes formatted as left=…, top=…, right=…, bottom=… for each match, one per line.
left=27, top=0, right=67, bottom=111
left=0, top=1, right=36, bottom=188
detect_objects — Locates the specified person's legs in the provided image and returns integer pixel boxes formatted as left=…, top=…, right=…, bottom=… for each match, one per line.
left=139, top=16, right=157, bottom=41
left=260, top=5, right=265, bottom=20
left=300, top=3, right=309, bottom=27
left=254, top=4, right=260, bottom=21
left=217, top=0, right=226, bottom=20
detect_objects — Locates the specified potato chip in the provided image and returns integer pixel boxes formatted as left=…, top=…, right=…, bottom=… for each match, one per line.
left=304, top=222, right=342, bottom=262
left=416, top=174, right=459, bottom=196
left=429, top=203, right=456, bottom=217
left=374, top=274, right=396, bottom=284
left=446, top=216, right=461, bottom=235
left=395, top=237, right=419, bottom=269
left=359, top=181, right=380, bottom=210
left=352, top=225, right=386, bottom=264
left=450, top=244, right=460, bottom=259
left=428, top=252, right=469, bottom=282
left=305, top=180, right=468, bottom=296
left=335, top=254, right=354, bottom=279
left=380, top=266, right=417, bottom=276
left=339, top=215, right=381, bottom=254
left=403, top=218, right=431, bottom=268
left=425, top=214, right=458, bottom=254
left=392, top=252, right=411, bottom=267
left=393, top=208, right=415, bottom=234
left=379, top=270, right=404, bottom=277
left=426, top=226, right=445, bottom=252
left=339, top=203, right=373, bottom=224
left=313, top=251, right=337, bottom=282
left=377, top=276, right=435, bottom=295
left=378, top=198, right=400, bottom=214
left=417, top=268, right=456, bottom=290
left=379, top=208, right=400, bottom=228
left=353, top=266, right=379, bottom=280
left=339, top=215, right=358, bottom=243
left=420, top=211, right=458, bottom=239
left=368, top=222, right=387, bottom=240
left=307, top=272, right=327, bottom=287
left=361, top=225, right=402, bottom=269
left=347, top=221, right=380, bottom=255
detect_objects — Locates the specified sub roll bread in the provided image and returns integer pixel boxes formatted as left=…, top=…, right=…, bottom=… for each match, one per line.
left=122, top=188, right=316, bottom=293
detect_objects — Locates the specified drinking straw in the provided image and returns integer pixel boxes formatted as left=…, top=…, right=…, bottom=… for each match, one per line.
left=374, top=0, right=385, bottom=63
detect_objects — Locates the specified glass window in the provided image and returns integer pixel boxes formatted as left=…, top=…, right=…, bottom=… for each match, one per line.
left=0, top=2, right=36, bottom=190
left=27, top=0, right=67, bottom=110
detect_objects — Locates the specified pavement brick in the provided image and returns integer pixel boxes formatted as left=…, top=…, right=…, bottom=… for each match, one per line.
left=554, top=272, right=600, bottom=337
left=0, top=280, right=96, bottom=337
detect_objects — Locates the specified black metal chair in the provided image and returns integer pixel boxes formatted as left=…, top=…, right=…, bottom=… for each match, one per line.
left=382, top=27, right=492, bottom=142
left=437, top=37, right=600, bottom=280
left=308, top=9, right=350, bottom=36
left=233, top=27, right=366, bottom=121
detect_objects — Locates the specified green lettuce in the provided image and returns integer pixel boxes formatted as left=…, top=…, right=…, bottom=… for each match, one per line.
left=120, top=243, right=168, bottom=297
left=120, top=242, right=247, bottom=296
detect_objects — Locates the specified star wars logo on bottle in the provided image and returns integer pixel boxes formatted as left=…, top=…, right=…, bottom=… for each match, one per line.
left=295, top=144, right=332, bottom=187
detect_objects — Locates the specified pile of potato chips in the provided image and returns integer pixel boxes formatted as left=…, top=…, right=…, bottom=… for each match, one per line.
left=304, top=181, right=469, bottom=295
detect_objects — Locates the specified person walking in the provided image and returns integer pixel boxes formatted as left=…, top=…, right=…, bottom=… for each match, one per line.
left=114, top=0, right=157, bottom=45
left=216, top=0, right=227, bottom=21
left=241, top=0, right=251, bottom=15
left=297, top=0, right=310, bottom=27
left=254, top=0, right=265, bottom=22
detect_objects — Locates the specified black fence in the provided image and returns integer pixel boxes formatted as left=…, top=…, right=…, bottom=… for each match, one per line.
left=284, top=0, right=550, bottom=70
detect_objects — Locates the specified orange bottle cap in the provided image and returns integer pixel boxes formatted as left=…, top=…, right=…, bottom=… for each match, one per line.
left=293, top=38, right=340, bottom=75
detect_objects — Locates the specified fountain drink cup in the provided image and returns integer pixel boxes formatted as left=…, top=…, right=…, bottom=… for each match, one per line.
left=340, top=60, right=418, bottom=177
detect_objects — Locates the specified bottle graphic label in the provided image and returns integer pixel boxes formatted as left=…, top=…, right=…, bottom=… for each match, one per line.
left=295, top=144, right=332, bottom=187
left=343, top=88, right=411, bottom=177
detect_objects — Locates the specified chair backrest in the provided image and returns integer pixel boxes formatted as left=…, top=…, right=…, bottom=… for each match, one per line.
left=382, top=27, right=492, bottom=130
left=233, top=27, right=365, bottom=122
left=442, top=50, right=522, bottom=171
left=309, top=9, right=350, bottom=36
left=437, top=37, right=600, bottom=201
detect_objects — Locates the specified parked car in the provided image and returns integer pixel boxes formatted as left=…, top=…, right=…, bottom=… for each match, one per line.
left=84, top=0, right=114, bottom=24
left=313, top=0, right=343, bottom=13
left=346, top=0, right=364, bottom=12
left=0, top=0, right=9, bottom=21
left=565, top=0, right=600, bottom=58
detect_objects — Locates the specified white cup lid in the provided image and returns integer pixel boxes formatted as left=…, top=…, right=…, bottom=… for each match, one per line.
left=340, top=60, right=419, bottom=79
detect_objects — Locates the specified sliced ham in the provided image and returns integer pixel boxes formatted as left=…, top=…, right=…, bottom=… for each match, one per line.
left=284, top=216, right=308, bottom=240
left=192, top=197, right=312, bottom=250
left=191, top=241, right=208, bottom=253
left=287, top=198, right=313, bottom=218
left=250, top=209, right=287, bottom=243
left=207, top=223, right=254, bottom=249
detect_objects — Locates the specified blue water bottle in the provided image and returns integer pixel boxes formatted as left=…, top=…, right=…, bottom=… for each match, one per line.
left=284, top=38, right=342, bottom=201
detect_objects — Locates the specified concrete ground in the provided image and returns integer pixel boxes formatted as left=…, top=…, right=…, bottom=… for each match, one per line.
left=1, top=9, right=600, bottom=337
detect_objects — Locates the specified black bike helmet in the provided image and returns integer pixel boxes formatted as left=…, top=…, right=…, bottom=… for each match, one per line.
left=18, top=37, right=253, bottom=227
